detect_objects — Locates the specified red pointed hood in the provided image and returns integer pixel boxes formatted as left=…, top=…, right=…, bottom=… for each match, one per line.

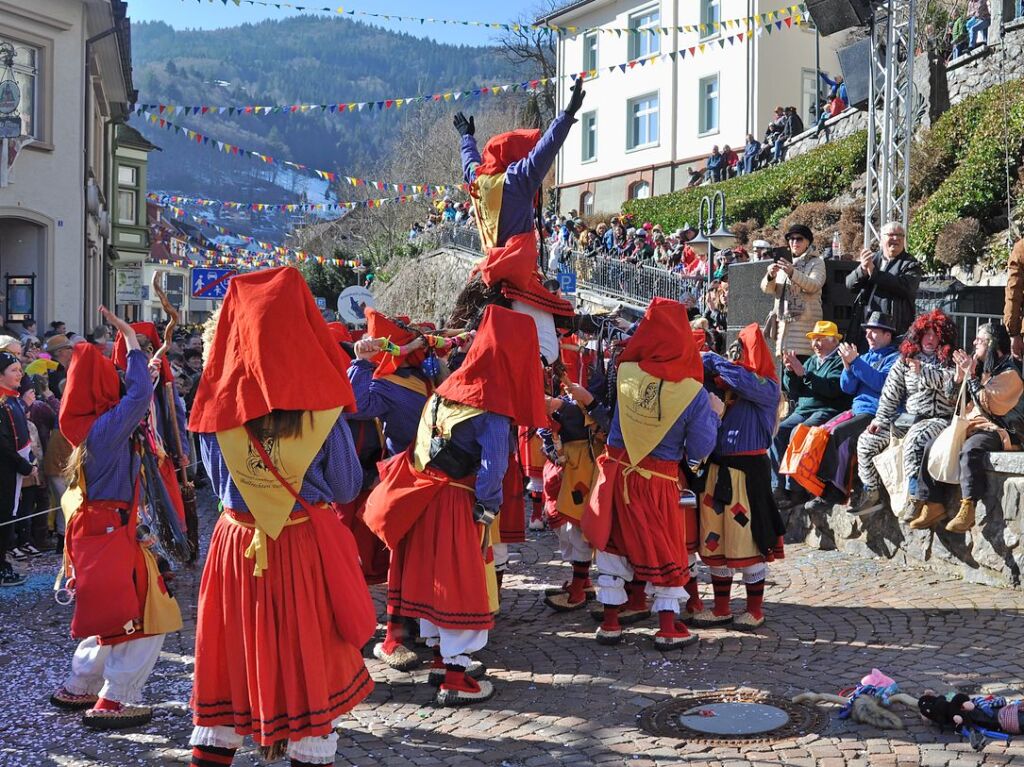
left=112, top=322, right=172, bottom=385
left=188, top=266, right=355, bottom=433
left=364, top=309, right=428, bottom=379
left=737, top=323, right=777, bottom=381
left=618, top=298, right=703, bottom=383
left=435, top=304, right=547, bottom=428
left=476, top=129, right=542, bottom=177
left=474, top=232, right=575, bottom=317
left=59, top=343, right=123, bottom=448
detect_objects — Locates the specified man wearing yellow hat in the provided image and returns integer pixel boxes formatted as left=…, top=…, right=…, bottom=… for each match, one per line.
left=770, top=321, right=852, bottom=508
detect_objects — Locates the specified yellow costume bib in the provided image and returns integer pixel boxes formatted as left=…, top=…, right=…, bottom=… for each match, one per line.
left=215, top=406, right=342, bottom=575
left=616, top=362, right=701, bottom=466
left=471, top=172, right=505, bottom=251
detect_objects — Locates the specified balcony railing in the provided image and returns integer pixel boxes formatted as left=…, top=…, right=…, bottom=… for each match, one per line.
left=426, top=225, right=709, bottom=311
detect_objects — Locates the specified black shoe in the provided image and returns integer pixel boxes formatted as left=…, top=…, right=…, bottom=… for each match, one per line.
left=21, top=543, right=43, bottom=557
left=7, top=547, right=28, bottom=561
left=804, top=497, right=833, bottom=513
left=0, top=564, right=27, bottom=587
left=847, top=487, right=882, bottom=517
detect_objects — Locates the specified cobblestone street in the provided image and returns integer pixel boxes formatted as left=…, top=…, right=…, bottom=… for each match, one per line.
left=2, top=493, right=1024, bottom=767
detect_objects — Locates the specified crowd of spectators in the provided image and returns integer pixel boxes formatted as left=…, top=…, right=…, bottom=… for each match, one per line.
left=0, top=316, right=205, bottom=587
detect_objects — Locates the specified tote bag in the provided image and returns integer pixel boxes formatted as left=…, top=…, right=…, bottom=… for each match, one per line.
left=873, top=433, right=908, bottom=512
left=926, top=378, right=971, bottom=484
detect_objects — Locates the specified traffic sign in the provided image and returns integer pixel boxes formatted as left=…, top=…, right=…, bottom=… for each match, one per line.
left=315, top=297, right=327, bottom=310
left=191, top=267, right=236, bottom=299
left=557, top=270, right=577, bottom=295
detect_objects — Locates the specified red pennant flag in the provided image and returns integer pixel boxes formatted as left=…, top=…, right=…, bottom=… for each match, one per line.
left=385, top=99, right=394, bottom=108
left=785, top=17, right=793, bottom=27
left=689, top=46, right=696, bottom=55
left=201, top=106, right=209, bottom=114
left=738, top=33, right=744, bottom=42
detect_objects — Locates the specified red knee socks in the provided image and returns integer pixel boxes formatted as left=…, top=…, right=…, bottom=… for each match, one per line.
left=745, top=580, right=765, bottom=620
left=567, top=561, right=590, bottom=603
left=601, top=605, right=621, bottom=631
left=684, top=577, right=704, bottom=614
left=381, top=619, right=404, bottom=655
left=442, top=664, right=480, bottom=692
left=657, top=609, right=690, bottom=637
left=625, top=580, right=647, bottom=611
left=191, top=745, right=236, bottom=767
left=711, top=574, right=733, bottom=617
left=529, top=491, right=543, bottom=521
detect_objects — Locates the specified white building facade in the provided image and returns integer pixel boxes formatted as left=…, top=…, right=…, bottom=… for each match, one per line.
left=0, top=0, right=133, bottom=334
left=541, top=0, right=845, bottom=216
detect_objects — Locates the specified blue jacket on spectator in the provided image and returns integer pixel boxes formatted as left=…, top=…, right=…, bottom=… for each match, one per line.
left=603, top=229, right=616, bottom=253
left=705, top=152, right=723, bottom=172
left=840, top=343, right=900, bottom=415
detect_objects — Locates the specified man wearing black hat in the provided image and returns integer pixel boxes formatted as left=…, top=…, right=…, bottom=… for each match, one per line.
left=847, top=222, right=923, bottom=338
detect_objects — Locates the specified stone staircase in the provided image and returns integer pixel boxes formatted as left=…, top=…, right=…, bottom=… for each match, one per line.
left=785, top=453, right=1024, bottom=588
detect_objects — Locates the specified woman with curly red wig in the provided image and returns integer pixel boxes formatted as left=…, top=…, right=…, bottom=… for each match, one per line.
left=850, top=310, right=960, bottom=519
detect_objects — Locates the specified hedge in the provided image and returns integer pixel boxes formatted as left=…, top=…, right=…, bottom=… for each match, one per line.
left=621, top=131, right=868, bottom=232
left=908, top=77, right=1024, bottom=268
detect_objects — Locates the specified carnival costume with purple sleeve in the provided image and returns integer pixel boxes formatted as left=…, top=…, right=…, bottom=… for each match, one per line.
left=187, top=267, right=374, bottom=762
left=363, top=305, right=548, bottom=706
left=691, top=324, right=786, bottom=631
left=51, top=344, right=183, bottom=728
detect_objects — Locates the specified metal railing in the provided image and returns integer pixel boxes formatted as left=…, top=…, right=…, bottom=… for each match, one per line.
left=427, top=225, right=708, bottom=311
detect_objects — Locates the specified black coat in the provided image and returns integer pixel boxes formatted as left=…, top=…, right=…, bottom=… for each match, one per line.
left=0, top=397, right=34, bottom=532
left=845, top=250, right=923, bottom=336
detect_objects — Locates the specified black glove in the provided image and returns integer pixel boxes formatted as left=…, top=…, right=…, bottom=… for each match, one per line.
left=473, top=502, right=497, bottom=527
left=453, top=112, right=475, bottom=137
left=565, top=77, right=586, bottom=118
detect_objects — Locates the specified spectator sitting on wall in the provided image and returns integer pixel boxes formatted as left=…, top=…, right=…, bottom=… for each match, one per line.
left=846, top=221, right=923, bottom=339
left=949, top=13, right=969, bottom=59
left=767, top=107, right=787, bottom=162
left=686, top=166, right=705, bottom=187
left=742, top=134, right=762, bottom=175
left=721, top=145, right=740, bottom=179
left=771, top=321, right=852, bottom=509
left=819, top=72, right=848, bottom=107
left=705, top=146, right=725, bottom=183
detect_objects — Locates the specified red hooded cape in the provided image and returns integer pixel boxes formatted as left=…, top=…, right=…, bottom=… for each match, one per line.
left=326, top=322, right=353, bottom=345
left=435, top=304, right=547, bottom=429
left=188, top=267, right=355, bottom=433
left=59, top=343, right=123, bottom=448
left=618, top=298, right=703, bottom=383
left=112, top=322, right=172, bottom=385
left=737, top=323, right=777, bottom=381
left=474, top=232, right=575, bottom=317
left=364, top=309, right=427, bottom=379
left=475, top=129, right=541, bottom=177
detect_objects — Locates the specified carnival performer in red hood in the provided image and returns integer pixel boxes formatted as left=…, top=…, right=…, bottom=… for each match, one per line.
left=452, top=77, right=586, bottom=364
left=111, top=321, right=195, bottom=560
left=186, top=267, right=376, bottom=767
left=363, top=305, right=547, bottom=706
left=691, top=323, right=786, bottom=632
left=582, top=298, right=722, bottom=649
left=49, top=306, right=183, bottom=730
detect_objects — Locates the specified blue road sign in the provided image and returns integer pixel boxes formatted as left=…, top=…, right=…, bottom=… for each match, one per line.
left=191, top=268, right=236, bottom=300
left=557, top=270, right=577, bottom=295
left=315, top=297, right=327, bottom=309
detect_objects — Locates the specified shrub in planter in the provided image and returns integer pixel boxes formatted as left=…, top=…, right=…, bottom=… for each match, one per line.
left=933, top=217, right=985, bottom=268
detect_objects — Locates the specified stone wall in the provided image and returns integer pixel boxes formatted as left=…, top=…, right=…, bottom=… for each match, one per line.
left=372, top=248, right=476, bottom=325
left=946, top=18, right=1024, bottom=107
left=785, top=453, right=1024, bottom=589
left=783, top=108, right=869, bottom=160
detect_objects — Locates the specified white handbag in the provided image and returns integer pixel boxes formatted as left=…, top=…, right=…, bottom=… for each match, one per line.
left=926, top=378, right=971, bottom=484
left=873, top=432, right=908, bottom=512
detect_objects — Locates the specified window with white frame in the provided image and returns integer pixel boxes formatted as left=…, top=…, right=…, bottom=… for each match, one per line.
left=627, top=93, right=659, bottom=150
left=583, top=32, right=598, bottom=71
left=581, top=191, right=595, bottom=217
left=0, top=38, right=39, bottom=139
left=117, top=163, right=139, bottom=225
left=698, top=74, right=719, bottom=135
left=700, top=0, right=721, bottom=40
left=629, top=181, right=651, bottom=200
left=581, top=111, right=597, bottom=162
left=628, top=7, right=660, bottom=60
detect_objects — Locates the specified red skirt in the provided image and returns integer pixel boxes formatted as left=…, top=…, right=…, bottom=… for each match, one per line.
left=386, top=484, right=493, bottom=631
left=191, top=508, right=374, bottom=746
left=498, top=453, right=526, bottom=544
left=335, top=493, right=390, bottom=586
left=583, top=447, right=688, bottom=587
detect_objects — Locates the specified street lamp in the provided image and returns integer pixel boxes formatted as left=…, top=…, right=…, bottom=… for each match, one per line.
left=695, top=190, right=735, bottom=299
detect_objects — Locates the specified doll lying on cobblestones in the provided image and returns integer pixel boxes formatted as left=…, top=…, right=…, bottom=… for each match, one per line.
left=918, top=691, right=1023, bottom=751
left=792, top=669, right=918, bottom=730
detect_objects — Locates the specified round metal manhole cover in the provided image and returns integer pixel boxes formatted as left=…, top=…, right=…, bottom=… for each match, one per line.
left=639, top=689, right=830, bottom=745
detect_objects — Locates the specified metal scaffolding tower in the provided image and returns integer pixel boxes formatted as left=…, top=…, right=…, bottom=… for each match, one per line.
left=864, top=0, right=917, bottom=247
